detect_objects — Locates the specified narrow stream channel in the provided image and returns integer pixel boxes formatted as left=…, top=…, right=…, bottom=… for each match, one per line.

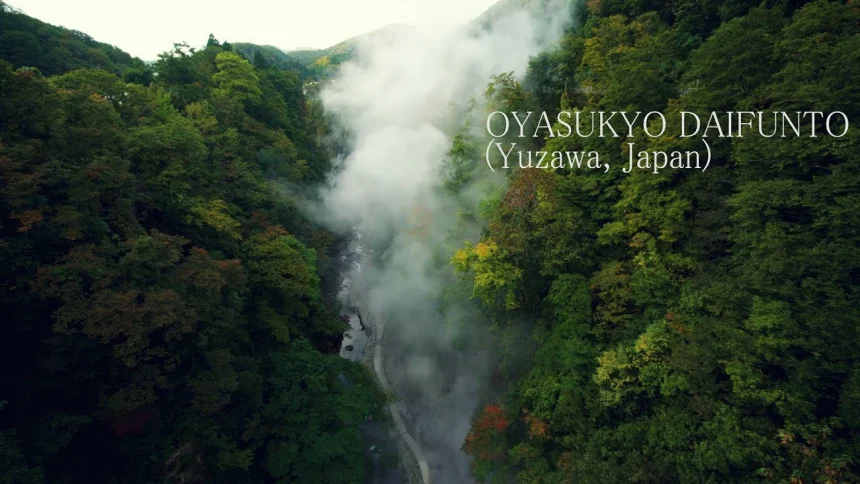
left=337, top=232, right=428, bottom=483
left=337, top=234, right=367, bottom=363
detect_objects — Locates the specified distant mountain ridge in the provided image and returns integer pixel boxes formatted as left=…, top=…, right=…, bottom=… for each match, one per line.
left=232, top=0, right=564, bottom=80
left=236, top=24, right=411, bottom=81
left=288, top=23, right=411, bottom=62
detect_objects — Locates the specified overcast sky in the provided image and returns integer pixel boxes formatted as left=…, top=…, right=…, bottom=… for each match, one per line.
left=8, top=0, right=500, bottom=60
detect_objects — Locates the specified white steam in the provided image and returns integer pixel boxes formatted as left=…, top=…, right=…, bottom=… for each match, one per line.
left=317, top=0, right=575, bottom=481
left=322, top=2, right=571, bottom=234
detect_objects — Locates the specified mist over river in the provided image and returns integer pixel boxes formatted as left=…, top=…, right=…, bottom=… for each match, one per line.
left=318, top=1, right=576, bottom=482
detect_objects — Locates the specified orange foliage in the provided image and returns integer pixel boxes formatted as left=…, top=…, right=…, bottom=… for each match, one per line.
left=523, top=410, right=550, bottom=440
left=13, top=210, right=44, bottom=232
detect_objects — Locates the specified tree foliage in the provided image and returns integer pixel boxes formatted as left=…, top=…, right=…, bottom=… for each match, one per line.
left=456, top=1, right=860, bottom=482
left=0, top=2, right=146, bottom=77
left=0, top=30, right=381, bottom=484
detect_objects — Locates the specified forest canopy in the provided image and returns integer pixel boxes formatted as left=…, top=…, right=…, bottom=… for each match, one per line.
left=453, top=0, right=860, bottom=483
left=0, top=19, right=384, bottom=484
left=1, top=0, right=859, bottom=483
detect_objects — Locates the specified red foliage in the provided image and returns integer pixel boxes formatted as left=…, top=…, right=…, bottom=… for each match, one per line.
left=463, top=404, right=509, bottom=462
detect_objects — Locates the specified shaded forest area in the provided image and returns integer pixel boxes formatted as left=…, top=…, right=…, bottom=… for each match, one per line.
left=0, top=3, right=386, bottom=483
left=452, top=0, right=860, bottom=482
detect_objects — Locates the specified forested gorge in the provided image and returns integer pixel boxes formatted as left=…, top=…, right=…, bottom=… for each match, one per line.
left=453, top=0, right=860, bottom=482
left=1, top=0, right=859, bottom=483
left=0, top=3, right=386, bottom=482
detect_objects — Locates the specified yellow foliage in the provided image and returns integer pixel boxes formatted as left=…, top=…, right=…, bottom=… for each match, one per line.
left=474, top=241, right=493, bottom=259
left=595, top=321, right=677, bottom=407
left=451, top=238, right=522, bottom=309
left=452, top=247, right=470, bottom=272
left=190, top=199, right=242, bottom=239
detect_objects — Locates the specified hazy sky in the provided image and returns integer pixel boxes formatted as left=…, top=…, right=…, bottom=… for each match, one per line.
left=8, top=0, right=500, bottom=60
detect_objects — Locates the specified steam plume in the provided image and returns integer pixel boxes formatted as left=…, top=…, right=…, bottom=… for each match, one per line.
left=318, top=1, right=575, bottom=480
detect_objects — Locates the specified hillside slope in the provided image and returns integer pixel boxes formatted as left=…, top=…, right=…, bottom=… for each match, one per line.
left=232, top=43, right=311, bottom=78
left=0, top=1, right=147, bottom=77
